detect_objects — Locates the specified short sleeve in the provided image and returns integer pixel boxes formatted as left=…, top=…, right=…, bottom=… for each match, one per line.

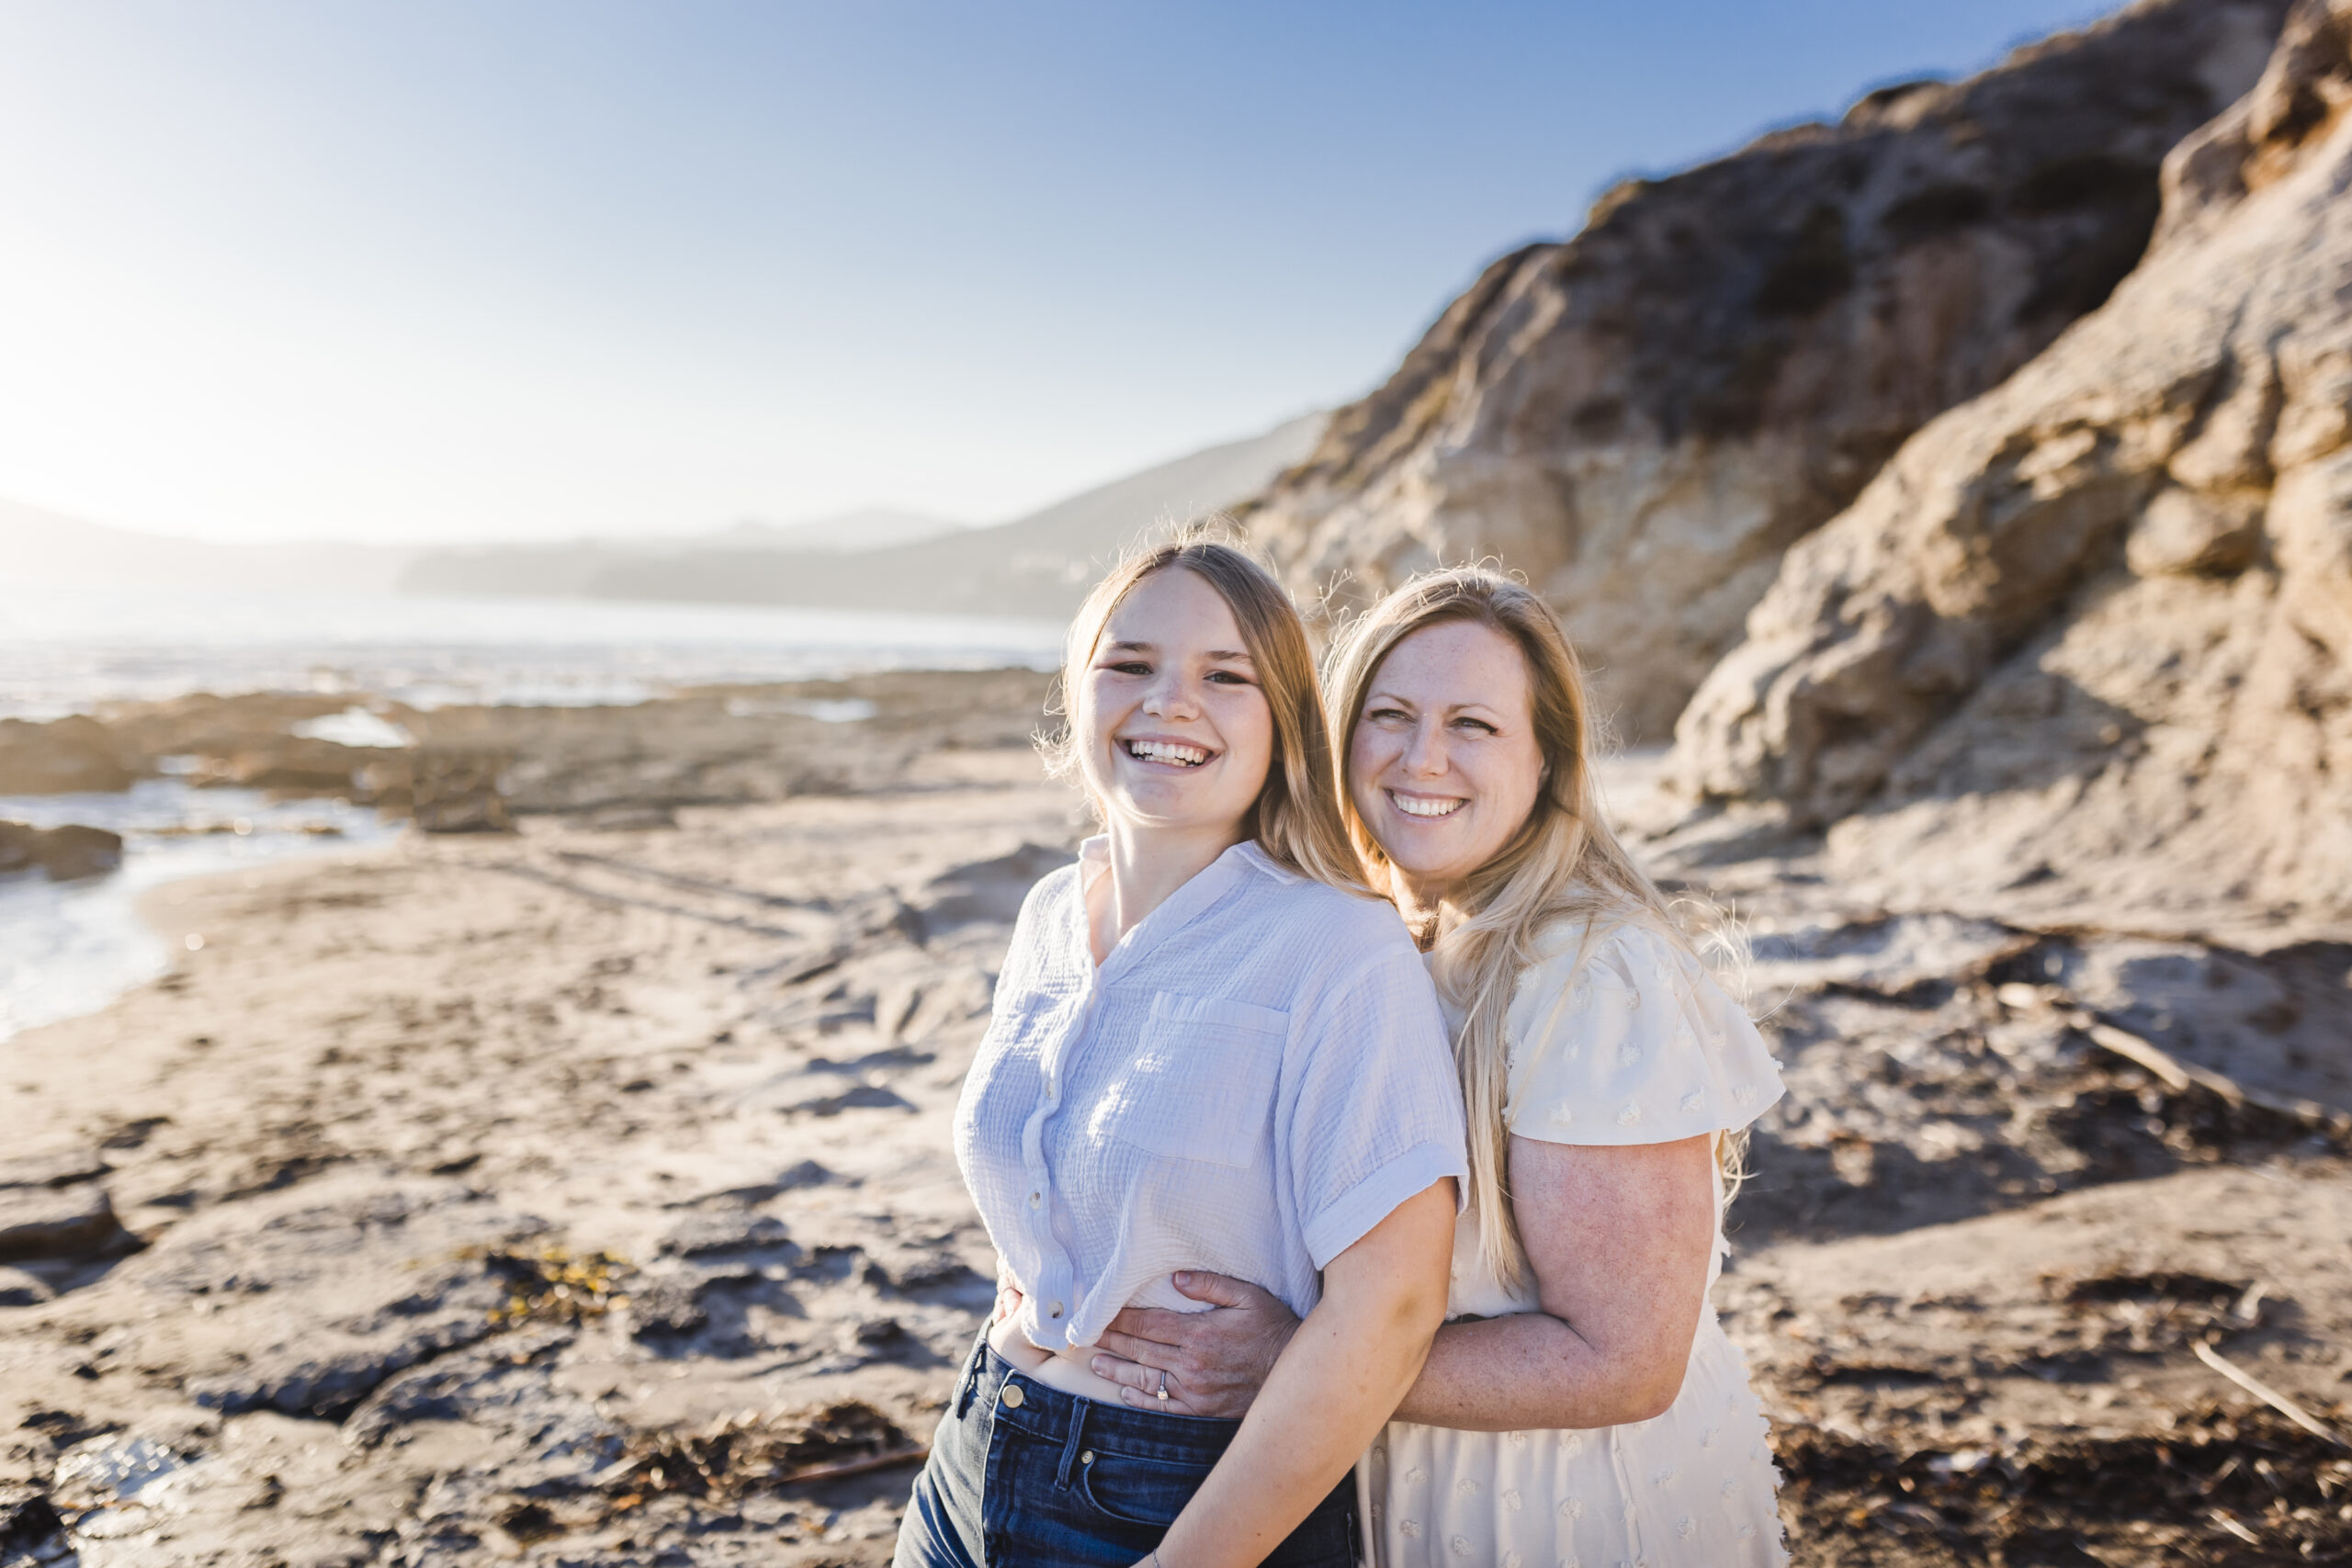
left=1504, top=922, right=1784, bottom=1146
left=1281, top=923, right=1470, bottom=1269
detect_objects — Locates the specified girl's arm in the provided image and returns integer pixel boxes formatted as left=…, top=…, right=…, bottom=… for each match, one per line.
left=1091, top=1134, right=1715, bottom=1431
left=1137, top=1179, right=1455, bottom=1568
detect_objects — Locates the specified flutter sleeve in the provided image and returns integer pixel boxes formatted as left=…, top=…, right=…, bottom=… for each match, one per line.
left=1503, top=921, right=1784, bottom=1146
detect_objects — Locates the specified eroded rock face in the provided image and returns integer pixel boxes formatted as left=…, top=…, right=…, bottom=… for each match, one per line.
left=1671, top=0, right=2352, bottom=942
left=1244, top=0, right=2291, bottom=739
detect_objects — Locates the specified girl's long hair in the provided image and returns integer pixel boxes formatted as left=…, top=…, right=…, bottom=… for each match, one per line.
left=1041, top=525, right=1366, bottom=895
left=1324, top=566, right=1747, bottom=1290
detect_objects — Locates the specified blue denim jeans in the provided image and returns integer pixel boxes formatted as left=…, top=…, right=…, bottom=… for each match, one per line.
left=894, top=1334, right=1357, bottom=1567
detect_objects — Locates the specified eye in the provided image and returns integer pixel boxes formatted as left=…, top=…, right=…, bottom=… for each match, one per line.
left=1102, top=660, right=1150, bottom=676
left=1453, top=716, right=1498, bottom=735
left=1365, top=705, right=1410, bottom=723
left=1204, top=669, right=1254, bottom=685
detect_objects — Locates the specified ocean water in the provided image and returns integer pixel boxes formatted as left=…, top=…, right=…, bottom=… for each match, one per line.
left=0, top=582, right=1064, bottom=718
left=0, top=582, right=1064, bottom=1040
left=0, top=784, right=403, bottom=1042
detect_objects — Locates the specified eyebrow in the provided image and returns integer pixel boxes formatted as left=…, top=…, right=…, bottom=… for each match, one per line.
left=1102, top=641, right=1254, bottom=661
left=1365, top=689, right=1500, bottom=716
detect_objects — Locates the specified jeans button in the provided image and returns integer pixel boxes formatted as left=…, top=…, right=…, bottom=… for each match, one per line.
left=1000, top=1383, right=1025, bottom=1409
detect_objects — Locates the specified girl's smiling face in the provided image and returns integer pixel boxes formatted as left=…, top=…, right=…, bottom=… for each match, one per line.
left=1348, top=619, right=1546, bottom=901
left=1079, top=566, right=1273, bottom=839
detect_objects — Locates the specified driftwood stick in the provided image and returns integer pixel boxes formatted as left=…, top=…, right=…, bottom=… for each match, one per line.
left=2193, top=1340, right=2350, bottom=1450
left=2067, top=1011, right=2350, bottom=1132
left=775, top=1446, right=931, bottom=1485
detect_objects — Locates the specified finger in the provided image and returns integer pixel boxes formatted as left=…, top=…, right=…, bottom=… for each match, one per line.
left=1089, top=1354, right=1159, bottom=1394
left=1118, top=1384, right=1197, bottom=1417
left=1102, top=1308, right=1189, bottom=1348
left=1092, top=1328, right=1169, bottom=1368
left=1111, top=1308, right=1202, bottom=1346
left=1170, top=1269, right=1263, bottom=1309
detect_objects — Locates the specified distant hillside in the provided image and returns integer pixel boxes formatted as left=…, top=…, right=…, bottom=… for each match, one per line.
left=699, top=509, right=962, bottom=553
left=398, top=412, right=1327, bottom=617
left=5, top=414, right=1321, bottom=615
left=0, top=497, right=418, bottom=592
left=398, top=508, right=962, bottom=597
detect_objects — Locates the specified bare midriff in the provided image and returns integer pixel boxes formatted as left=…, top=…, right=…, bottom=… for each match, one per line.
left=987, top=1312, right=1135, bottom=1404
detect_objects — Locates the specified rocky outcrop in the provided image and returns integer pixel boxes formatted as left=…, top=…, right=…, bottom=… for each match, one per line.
left=1244, top=0, right=2293, bottom=739
left=0, top=821, right=123, bottom=881
left=1671, top=0, right=2352, bottom=942
left=0, top=716, right=136, bottom=794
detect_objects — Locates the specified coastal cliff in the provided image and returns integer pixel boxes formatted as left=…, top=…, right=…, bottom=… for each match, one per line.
left=1670, top=0, right=2352, bottom=944
left=1243, top=0, right=2294, bottom=739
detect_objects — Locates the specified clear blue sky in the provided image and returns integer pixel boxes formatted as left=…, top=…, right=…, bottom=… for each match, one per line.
left=0, top=0, right=2113, bottom=545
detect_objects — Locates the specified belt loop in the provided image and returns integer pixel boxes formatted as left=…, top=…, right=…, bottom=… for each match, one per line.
left=955, top=1332, right=988, bottom=1418
left=1054, top=1396, right=1089, bottom=1490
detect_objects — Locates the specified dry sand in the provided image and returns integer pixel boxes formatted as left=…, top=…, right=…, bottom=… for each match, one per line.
left=2, top=682, right=2347, bottom=1566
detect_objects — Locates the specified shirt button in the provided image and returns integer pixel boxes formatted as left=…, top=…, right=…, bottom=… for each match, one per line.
left=1028, top=1191, right=1042, bottom=1209
left=1048, top=1301, right=1064, bottom=1319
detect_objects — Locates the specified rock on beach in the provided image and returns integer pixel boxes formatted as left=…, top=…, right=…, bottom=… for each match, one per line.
left=0, top=821, right=124, bottom=882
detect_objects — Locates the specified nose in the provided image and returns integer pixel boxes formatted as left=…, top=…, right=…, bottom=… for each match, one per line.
left=1400, top=717, right=1447, bottom=777
left=1138, top=667, right=1199, bottom=720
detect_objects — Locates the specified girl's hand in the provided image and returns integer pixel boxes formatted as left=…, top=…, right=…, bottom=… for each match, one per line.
left=1088, top=1270, right=1298, bottom=1418
left=992, top=1262, right=1023, bottom=1326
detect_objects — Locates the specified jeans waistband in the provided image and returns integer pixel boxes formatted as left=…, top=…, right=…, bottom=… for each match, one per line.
left=977, top=1343, right=1246, bottom=1466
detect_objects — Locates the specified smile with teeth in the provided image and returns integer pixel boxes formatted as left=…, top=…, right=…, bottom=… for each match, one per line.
left=1124, top=739, right=1213, bottom=767
left=1388, top=789, right=1464, bottom=819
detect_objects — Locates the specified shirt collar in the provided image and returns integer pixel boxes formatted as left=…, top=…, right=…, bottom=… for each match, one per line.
left=1071, top=833, right=1283, bottom=981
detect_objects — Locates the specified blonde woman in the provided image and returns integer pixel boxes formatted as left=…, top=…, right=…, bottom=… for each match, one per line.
left=895, top=539, right=1468, bottom=1568
left=1088, top=567, right=1790, bottom=1566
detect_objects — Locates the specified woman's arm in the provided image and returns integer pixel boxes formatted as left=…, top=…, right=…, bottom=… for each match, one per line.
left=1091, top=1134, right=1715, bottom=1431
left=1395, top=1134, right=1713, bottom=1428
left=1139, top=1179, right=1455, bottom=1568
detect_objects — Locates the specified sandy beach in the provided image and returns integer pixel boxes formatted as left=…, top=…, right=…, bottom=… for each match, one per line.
left=1, top=672, right=2346, bottom=1567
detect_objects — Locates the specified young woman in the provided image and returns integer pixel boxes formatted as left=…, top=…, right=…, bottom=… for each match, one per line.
left=894, top=539, right=1470, bottom=1568
left=1085, top=568, right=1790, bottom=1566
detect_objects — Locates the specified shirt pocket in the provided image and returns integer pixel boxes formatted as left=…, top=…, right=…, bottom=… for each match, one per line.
left=1114, top=991, right=1289, bottom=1168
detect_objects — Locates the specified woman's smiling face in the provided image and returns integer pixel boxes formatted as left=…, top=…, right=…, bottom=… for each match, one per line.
left=1079, top=566, right=1273, bottom=839
left=1349, top=619, right=1545, bottom=901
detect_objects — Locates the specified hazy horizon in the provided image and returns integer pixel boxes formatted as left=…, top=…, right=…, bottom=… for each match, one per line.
left=0, top=0, right=2110, bottom=548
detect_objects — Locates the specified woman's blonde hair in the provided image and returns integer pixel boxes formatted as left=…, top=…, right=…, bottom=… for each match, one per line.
left=1042, top=525, right=1366, bottom=894
left=1324, top=565, right=1745, bottom=1289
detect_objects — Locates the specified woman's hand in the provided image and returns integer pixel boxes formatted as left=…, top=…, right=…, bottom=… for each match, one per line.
left=1088, top=1270, right=1299, bottom=1418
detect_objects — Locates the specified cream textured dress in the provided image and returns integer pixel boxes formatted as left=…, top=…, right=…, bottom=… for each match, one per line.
left=1360, top=921, right=1791, bottom=1568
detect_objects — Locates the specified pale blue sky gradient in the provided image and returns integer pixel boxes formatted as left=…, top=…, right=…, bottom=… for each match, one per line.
left=0, top=1, right=2114, bottom=544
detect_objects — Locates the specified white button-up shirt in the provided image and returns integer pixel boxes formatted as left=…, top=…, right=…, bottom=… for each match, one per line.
left=955, top=836, right=1468, bottom=1353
